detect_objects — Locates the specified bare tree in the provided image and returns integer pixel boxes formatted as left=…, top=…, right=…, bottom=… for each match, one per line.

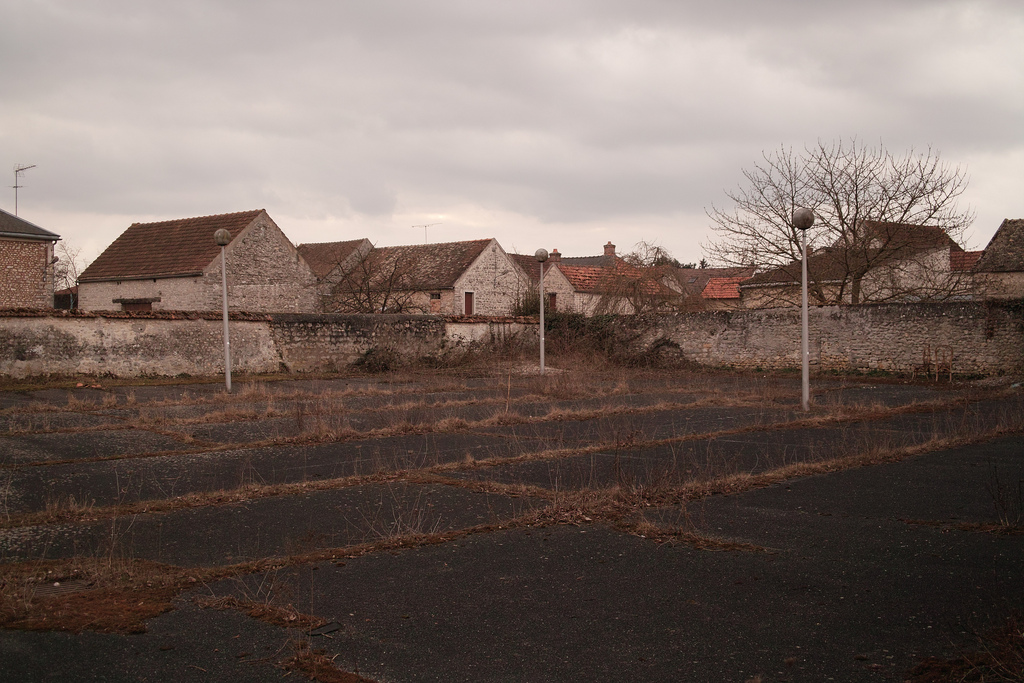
left=53, top=241, right=84, bottom=308
left=324, top=245, right=422, bottom=314
left=594, top=241, right=696, bottom=314
left=705, top=139, right=975, bottom=304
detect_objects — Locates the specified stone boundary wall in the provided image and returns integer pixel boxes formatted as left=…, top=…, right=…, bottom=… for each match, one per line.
left=0, top=310, right=539, bottom=378
left=630, top=301, right=1024, bottom=375
left=0, top=302, right=1021, bottom=378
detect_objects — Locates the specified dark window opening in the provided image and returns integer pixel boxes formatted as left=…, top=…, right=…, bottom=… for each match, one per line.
left=464, top=291, right=474, bottom=315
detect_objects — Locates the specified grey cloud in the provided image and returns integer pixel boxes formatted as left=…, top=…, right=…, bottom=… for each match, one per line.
left=1, top=0, right=1021, bottom=262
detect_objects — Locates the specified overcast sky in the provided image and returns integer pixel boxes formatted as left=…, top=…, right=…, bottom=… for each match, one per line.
left=2, top=0, right=1022, bottom=268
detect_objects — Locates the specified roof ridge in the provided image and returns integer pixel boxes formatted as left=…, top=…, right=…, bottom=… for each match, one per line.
left=128, top=209, right=264, bottom=228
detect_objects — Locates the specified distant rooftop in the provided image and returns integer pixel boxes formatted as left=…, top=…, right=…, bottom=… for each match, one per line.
left=0, top=207, right=60, bottom=241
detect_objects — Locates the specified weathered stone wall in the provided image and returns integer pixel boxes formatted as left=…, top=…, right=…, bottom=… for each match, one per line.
left=627, top=301, right=1024, bottom=375
left=976, top=272, right=1024, bottom=301
left=1, top=302, right=1021, bottom=379
left=0, top=238, right=53, bottom=309
left=0, top=311, right=536, bottom=378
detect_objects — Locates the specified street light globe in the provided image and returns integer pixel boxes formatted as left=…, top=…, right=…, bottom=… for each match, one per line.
left=793, top=208, right=815, bottom=231
left=214, top=229, right=231, bottom=246
left=535, top=248, right=549, bottom=262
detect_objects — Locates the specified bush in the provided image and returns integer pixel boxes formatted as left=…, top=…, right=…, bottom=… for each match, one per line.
left=357, top=346, right=400, bottom=373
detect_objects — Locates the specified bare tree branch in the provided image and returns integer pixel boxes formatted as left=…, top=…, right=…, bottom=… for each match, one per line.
left=704, top=139, right=975, bottom=305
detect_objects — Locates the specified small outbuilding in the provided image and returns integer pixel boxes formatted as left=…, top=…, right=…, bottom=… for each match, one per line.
left=78, top=209, right=317, bottom=313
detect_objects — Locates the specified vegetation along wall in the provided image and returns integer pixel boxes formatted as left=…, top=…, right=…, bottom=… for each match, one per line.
left=629, top=301, right=1024, bottom=375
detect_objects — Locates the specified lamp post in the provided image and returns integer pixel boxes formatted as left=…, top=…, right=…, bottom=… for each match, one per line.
left=535, top=248, right=549, bottom=375
left=214, top=229, right=232, bottom=393
left=793, top=208, right=815, bottom=412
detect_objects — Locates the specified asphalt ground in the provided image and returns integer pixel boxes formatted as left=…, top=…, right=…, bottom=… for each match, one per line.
left=0, top=370, right=1021, bottom=681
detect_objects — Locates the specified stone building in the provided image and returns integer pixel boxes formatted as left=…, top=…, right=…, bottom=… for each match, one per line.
left=508, top=252, right=577, bottom=314
left=307, top=238, right=527, bottom=315
left=78, top=209, right=318, bottom=313
left=296, top=238, right=373, bottom=309
left=513, top=242, right=681, bottom=315
left=739, top=221, right=979, bottom=308
left=973, top=219, right=1024, bottom=300
left=665, top=266, right=756, bottom=311
left=0, top=208, right=60, bottom=309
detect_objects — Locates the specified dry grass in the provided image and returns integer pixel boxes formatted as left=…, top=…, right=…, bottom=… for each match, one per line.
left=0, top=557, right=190, bottom=634
left=193, top=595, right=324, bottom=630
left=907, top=614, right=1024, bottom=682
left=280, top=639, right=376, bottom=682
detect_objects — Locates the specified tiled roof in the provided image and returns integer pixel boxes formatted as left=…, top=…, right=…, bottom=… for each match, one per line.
left=367, top=239, right=493, bottom=289
left=560, top=255, right=611, bottom=267
left=79, top=210, right=263, bottom=282
left=558, top=262, right=673, bottom=297
left=673, top=266, right=755, bottom=296
left=974, top=219, right=1024, bottom=272
left=702, top=276, right=748, bottom=299
left=509, top=253, right=558, bottom=283
left=744, top=223, right=963, bottom=288
left=297, top=239, right=371, bottom=279
left=558, top=265, right=608, bottom=293
left=743, top=250, right=860, bottom=287
left=0, top=208, right=59, bottom=241
left=861, top=221, right=959, bottom=252
left=950, top=250, right=983, bottom=272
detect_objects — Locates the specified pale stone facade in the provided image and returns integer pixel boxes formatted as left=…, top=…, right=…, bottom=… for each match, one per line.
left=452, top=240, right=528, bottom=315
left=79, top=211, right=318, bottom=313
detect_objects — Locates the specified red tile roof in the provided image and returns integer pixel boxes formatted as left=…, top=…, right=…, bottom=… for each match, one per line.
left=297, top=239, right=371, bottom=279
left=558, top=262, right=674, bottom=297
left=950, top=250, right=983, bottom=272
left=557, top=265, right=608, bottom=293
left=672, top=266, right=755, bottom=296
left=79, top=210, right=263, bottom=282
left=702, top=276, right=748, bottom=299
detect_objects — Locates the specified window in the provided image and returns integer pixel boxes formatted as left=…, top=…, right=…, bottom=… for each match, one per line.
left=464, top=291, right=474, bottom=315
left=430, top=292, right=441, bottom=300
left=547, top=292, right=557, bottom=312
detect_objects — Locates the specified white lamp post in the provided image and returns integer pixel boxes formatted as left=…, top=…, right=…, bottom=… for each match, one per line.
left=793, top=208, right=815, bottom=412
left=214, top=228, right=232, bottom=393
left=535, top=248, right=549, bottom=375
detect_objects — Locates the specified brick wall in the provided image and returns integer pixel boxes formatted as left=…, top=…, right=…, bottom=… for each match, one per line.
left=0, top=238, right=53, bottom=309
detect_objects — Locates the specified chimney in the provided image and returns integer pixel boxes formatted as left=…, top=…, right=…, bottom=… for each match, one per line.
left=549, top=248, right=561, bottom=262
left=604, top=241, right=616, bottom=257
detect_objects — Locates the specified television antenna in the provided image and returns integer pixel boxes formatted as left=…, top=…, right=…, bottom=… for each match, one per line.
left=12, top=164, right=36, bottom=216
left=412, top=223, right=442, bottom=243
